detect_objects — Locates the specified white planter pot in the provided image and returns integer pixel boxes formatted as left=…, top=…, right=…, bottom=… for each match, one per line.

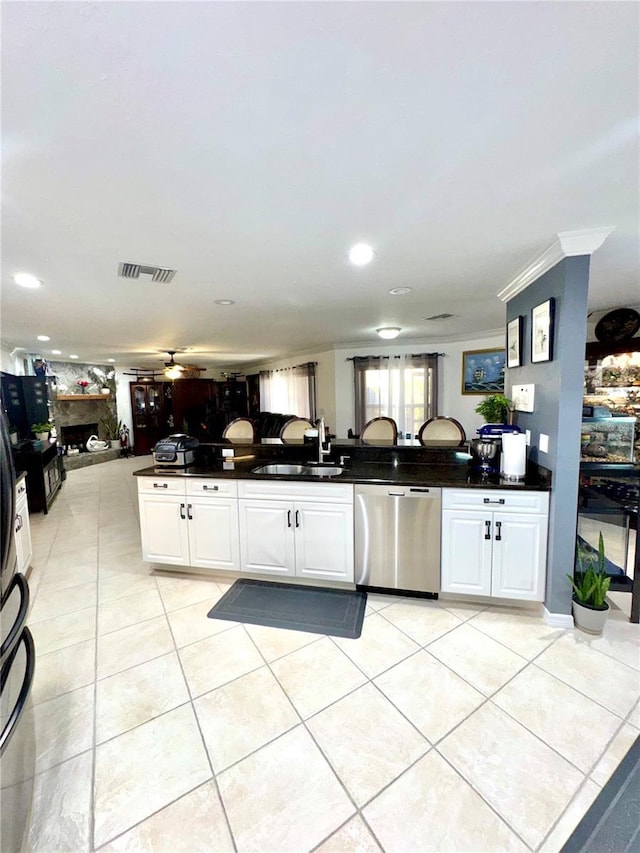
left=572, top=597, right=609, bottom=635
left=35, top=432, right=49, bottom=441
left=110, top=439, right=120, bottom=449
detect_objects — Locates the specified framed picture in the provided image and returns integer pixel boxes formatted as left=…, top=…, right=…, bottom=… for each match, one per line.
left=506, top=316, right=523, bottom=368
left=461, top=348, right=506, bottom=394
left=531, top=298, right=555, bottom=363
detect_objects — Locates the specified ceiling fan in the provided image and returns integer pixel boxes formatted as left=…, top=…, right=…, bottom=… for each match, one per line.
left=163, top=350, right=206, bottom=379
left=164, top=350, right=184, bottom=375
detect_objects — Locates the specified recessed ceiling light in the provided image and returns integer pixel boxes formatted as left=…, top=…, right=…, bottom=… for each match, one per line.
left=348, top=243, right=375, bottom=266
left=215, top=299, right=235, bottom=306
left=13, top=272, right=42, bottom=289
left=377, top=327, right=401, bottom=339
left=107, top=358, right=115, bottom=363
left=389, top=287, right=412, bottom=295
left=37, top=335, right=50, bottom=341
left=69, top=354, right=79, bottom=359
left=51, top=349, right=62, bottom=355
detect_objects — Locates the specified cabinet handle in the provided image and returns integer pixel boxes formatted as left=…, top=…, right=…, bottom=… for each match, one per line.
left=203, top=485, right=218, bottom=491
left=15, top=514, right=23, bottom=533
left=495, top=521, right=502, bottom=541
left=187, top=504, right=193, bottom=520
left=483, top=498, right=505, bottom=505
left=287, top=510, right=292, bottom=528
left=295, top=510, right=300, bottom=528
left=484, top=520, right=491, bottom=540
left=180, top=503, right=186, bottom=520
left=153, top=483, right=168, bottom=489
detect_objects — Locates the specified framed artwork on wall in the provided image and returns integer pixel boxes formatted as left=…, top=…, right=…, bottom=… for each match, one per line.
left=461, top=348, right=506, bottom=394
left=531, top=298, right=555, bottom=363
left=506, top=316, right=523, bottom=368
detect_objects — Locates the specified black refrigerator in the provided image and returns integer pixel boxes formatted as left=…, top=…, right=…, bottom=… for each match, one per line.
left=0, top=408, right=36, bottom=851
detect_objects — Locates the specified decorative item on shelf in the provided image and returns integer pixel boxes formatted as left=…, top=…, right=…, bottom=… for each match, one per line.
left=76, top=379, right=90, bottom=394
left=474, top=394, right=513, bottom=425
left=31, top=421, right=53, bottom=441
left=33, top=357, right=48, bottom=377
left=88, top=366, right=117, bottom=394
left=567, top=533, right=610, bottom=635
left=594, top=308, right=640, bottom=343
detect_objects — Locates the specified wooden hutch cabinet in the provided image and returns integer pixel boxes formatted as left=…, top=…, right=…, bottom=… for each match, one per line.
left=130, top=382, right=170, bottom=455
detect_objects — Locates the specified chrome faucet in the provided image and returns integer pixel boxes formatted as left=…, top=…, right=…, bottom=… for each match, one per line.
left=317, top=417, right=331, bottom=463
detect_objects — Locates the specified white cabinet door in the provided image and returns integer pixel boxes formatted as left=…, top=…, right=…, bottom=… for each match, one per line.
left=491, top=512, right=547, bottom=601
left=441, top=509, right=492, bottom=596
left=14, top=479, right=32, bottom=576
left=138, top=494, right=190, bottom=565
left=295, top=502, right=354, bottom=582
left=188, top=498, right=240, bottom=572
left=14, top=497, right=32, bottom=576
left=239, top=500, right=295, bottom=576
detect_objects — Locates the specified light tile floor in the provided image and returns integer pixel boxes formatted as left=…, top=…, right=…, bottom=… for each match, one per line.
left=15, top=457, right=640, bottom=851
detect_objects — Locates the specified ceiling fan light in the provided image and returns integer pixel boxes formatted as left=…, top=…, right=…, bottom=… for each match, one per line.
left=164, top=365, right=183, bottom=380
left=377, top=327, right=401, bottom=339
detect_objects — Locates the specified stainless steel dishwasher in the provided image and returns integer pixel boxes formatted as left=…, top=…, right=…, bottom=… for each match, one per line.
left=355, top=484, right=441, bottom=595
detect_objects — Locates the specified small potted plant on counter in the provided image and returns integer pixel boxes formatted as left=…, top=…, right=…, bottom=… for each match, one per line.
left=567, top=533, right=611, bottom=635
left=31, top=421, right=53, bottom=441
left=475, top=393, right=514, bottom=425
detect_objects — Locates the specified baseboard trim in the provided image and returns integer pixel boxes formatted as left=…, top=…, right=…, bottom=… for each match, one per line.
left=544, top=607, right=573, bottom=629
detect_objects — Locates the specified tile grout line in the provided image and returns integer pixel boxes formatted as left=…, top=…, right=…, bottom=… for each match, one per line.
left=159, top=577, right=239, bottom=853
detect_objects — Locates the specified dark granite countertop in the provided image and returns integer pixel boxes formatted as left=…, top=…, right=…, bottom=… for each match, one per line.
left=134, top=455, right=551, bottom=491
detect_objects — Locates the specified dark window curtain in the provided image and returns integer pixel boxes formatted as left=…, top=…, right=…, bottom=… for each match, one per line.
left=298, top=362, right=317, bottom=422
left=353, top=356, right=380, bottom=434
left=353, top=353, right=440, bottom=434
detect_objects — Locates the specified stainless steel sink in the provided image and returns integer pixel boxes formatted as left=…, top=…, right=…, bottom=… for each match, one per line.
left=252, top=464, right=307, bottom=475
left=302, top=466, right=343, bottom=477
left=252, top=463, right=343, bottom=477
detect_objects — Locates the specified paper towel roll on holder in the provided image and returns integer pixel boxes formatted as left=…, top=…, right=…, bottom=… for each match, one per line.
left=500, top=432, right=527, bottom=480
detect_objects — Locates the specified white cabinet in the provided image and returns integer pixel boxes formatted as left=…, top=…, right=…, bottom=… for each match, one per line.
left=238, top=480, right=354, bottom=583
left=137, top=477, right=239, bottom=572
left=14, top=474, right=32, bottom=576
left=441, top=489, right=549, bottom=601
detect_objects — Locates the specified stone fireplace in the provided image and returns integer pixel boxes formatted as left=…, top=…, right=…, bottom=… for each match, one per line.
left=59, top=422, right=99, bottom=452
left=52, top=397, right=117, bottom=446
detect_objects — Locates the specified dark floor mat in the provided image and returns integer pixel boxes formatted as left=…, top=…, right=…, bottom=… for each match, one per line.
left=207, top=578, right=367, bottom=639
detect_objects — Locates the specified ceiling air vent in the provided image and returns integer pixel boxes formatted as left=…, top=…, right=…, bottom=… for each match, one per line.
left=118, top=262, right=177, bottom=283
left=424, top=313, right=455, bottom=321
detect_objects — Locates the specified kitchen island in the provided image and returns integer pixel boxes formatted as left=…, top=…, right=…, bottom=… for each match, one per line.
left=134, top=439, right=551, bottom=604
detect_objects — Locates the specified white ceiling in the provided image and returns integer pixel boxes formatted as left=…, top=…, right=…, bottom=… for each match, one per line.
left=2, top=1, right=638, bottom=373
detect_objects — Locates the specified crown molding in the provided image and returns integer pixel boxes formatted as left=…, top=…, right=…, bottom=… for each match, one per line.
left=497, top=226, right=615, bottom=303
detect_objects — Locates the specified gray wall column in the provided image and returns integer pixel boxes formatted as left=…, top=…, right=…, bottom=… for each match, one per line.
left=506, top=255, right=590, bottom=615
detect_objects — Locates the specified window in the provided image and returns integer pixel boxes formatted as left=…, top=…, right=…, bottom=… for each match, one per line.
left=353, top=353, right=439, bottom=437
left=259, top=363, right=317, bottom=420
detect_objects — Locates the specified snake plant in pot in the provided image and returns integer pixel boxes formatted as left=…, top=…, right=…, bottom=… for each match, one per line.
left=567, top=533, right=611, bottom=635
